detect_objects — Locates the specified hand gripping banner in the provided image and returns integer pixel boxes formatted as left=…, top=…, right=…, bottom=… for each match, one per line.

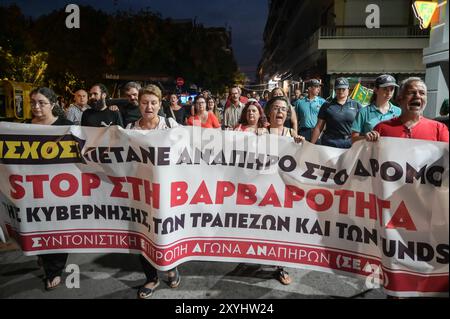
left=0, top=122, right=448, bottom=297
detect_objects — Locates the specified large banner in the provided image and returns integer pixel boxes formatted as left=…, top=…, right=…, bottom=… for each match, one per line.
left=0, top=122, right=448, bottom=297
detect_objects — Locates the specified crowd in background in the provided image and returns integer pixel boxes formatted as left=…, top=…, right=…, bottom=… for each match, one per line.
left=22, top=74, right=450, bottom=298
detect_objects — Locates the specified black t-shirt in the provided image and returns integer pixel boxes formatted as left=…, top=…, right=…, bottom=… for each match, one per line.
left=166, top=106, right=188, bottom=125
left=81, top=108, right=124, bottom=127
left=318, top=98, right=362, bottom=138
left=120, top=103, right=141, bottom=127
left=52, top=117, right=74, bottom=126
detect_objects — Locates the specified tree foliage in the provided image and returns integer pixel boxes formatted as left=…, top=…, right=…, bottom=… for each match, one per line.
left=0, top=4, right=241, bottom=94
left=0, top=47, right=48, bottom=85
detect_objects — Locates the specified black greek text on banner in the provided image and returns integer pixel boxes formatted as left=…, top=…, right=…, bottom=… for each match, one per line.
left=0, top=122, right=448, bottom=297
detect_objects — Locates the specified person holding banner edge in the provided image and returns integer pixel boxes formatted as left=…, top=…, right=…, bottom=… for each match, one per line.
left=351, top=74, right=401, bottom=144
left=125, top=84, right=181, bottom=299
left=28, top=87, right=73, bottom=290
left=267, top=96, right=305, bottom=284
left=310, top=78, right=362, bottom=148
left=364, top=77, right=448, bottom=143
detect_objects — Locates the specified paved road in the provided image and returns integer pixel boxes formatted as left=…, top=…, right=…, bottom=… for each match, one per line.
left=0, top=241, right=386, bottom=299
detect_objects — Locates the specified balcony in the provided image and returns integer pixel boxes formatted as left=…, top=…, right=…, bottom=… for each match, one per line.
left=318, top=25, right=429, bottom=50
left=320, top=25, right=430, bottom=38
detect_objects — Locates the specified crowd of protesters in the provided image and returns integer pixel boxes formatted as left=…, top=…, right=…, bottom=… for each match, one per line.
left=20, top=74, right=449, bottom=297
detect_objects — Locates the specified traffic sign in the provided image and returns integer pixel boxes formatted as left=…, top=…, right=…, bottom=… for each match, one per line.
left=176, top=77, right=185, bottom=86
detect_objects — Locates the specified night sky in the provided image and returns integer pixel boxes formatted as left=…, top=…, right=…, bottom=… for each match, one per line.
left=2, top=0, right=269, bottom=81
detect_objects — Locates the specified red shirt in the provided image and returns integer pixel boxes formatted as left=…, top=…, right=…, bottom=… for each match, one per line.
left=186, top=112, right=221, bottom=128
left=374, top=117, right=449, bottom=142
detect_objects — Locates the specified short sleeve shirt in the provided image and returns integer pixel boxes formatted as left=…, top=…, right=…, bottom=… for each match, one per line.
left=374, top=117, right=449, bottom=142
left=318, top=98, right=362, bottom=138
left=295, top=96, right=326, bottom=128
left=223, top=102, right=244, bottom=128
left=81, top=108, right=124, bottom=127
left=351, top=102, right=401, bottom=135
left=126, top=116, right=179, bottom=130
left=187, top=112, right=221, bottom=128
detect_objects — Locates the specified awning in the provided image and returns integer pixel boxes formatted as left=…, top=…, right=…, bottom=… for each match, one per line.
left=327, top=50, right=426, bottom=74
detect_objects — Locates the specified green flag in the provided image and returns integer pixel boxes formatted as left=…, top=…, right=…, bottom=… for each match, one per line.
left=351, top=83, right=373, bottom=106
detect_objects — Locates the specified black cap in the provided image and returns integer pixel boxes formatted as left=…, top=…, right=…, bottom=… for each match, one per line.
left=375, top=74, right=399, bottom=88
left=307, top=79, right=321, bottom=87
left=335, top=77, right=349, bottom=89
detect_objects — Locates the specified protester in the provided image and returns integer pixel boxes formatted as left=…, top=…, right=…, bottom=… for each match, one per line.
left=268, top=87, right=298, bottom=133
left=259, top=90, right=270, bottom=108
left=65, top=89, right=89, bottom=125
left=364, top=77, right=448, bottom=143
left=166, top=93, right=188, bottom=125
left=266, top=96, right=304, bottom=285
left=28, top=87, right=73, bottom=290
left=125, top=84, right=181, bottom=299
left=291, top=88, right=303, bottom=105
left=234, top=100, right=268, bottom=135
left=311, top=77, right=362, bottom=148
left=206, top=96, right=223, bottom=123
left=81, top=83, right=124, bottom=127
left=187, top=95, right=221, bottom=128
left=120, top=81, right=143, bottom=126
left=57, top=95, right=68, bottom=113
left=223, top=86, right=245, bottom=129
left=351, top=74, right=401, bottom=143
left=294, top=79, right=326, bottom=141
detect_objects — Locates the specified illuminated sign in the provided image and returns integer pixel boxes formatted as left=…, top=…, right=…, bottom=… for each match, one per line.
left=412, top=1, right=438, bottom=29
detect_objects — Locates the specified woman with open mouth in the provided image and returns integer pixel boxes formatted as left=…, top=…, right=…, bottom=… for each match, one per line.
left=264, top=96, right=305, bottom=285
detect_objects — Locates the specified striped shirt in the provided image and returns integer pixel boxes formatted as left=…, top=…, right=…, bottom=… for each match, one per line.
left=65, top=104, right=90, bottom=125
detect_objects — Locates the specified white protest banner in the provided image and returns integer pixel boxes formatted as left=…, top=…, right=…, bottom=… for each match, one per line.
left=0, top=122, right=448, bottom=297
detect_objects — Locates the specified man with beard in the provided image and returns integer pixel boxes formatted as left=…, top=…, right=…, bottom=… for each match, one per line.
left=81, top=83, right=123, bottom=127
left=223, top=86, right=245, bottom=129
left=120, top=81, right=142, bottom=127
left=365, top=77, right=448, bottom=142
left=111, top=81, right=165, bottom=126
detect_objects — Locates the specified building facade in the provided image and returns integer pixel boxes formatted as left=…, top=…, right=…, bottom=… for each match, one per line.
left=258, top=0, right=430, bottom=99
left=423, top=0, right=449, bottom=118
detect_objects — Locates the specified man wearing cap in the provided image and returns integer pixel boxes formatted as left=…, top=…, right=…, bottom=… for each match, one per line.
left=311, top=77, right=362, bottom=148
left=365, top=77, right=448, bottom=142
left=294, top=79, right=326, bottom=141
left=351, top=74, right=401, bottom=143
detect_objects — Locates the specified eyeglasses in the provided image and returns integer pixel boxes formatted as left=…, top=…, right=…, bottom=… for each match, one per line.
left=30, top=101, right=51, bottom=107
left=272, top=106, right=287, bottom=112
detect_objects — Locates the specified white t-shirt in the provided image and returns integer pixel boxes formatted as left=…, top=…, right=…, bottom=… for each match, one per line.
left=126, top=116, right=179, bottom=130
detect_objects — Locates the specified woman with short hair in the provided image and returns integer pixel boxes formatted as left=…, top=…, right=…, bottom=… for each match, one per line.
left=126, top=84, right=181, bottom=299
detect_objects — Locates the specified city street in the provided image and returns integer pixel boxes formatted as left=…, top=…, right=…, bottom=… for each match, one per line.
left=0, top=241, right=385, bottom=299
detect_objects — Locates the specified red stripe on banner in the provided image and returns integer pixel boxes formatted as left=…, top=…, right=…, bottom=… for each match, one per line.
left=383, top=269, right=449, bottom=293
left=10, top=230, right=449, bottom=294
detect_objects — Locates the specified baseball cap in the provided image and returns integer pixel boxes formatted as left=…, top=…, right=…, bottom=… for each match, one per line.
left=375, top=74, right=399, bottom=88
left=307, top=79, right=322, bottom=87
left=335, top=77, right=349, bottom=89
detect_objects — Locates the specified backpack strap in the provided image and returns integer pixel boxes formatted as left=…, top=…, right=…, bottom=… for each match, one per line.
left=165, top=117, right=171, bottom=128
